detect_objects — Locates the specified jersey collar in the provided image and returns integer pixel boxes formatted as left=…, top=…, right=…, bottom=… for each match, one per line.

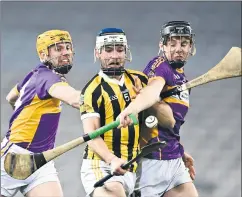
left=98, top=70, right=125, bottom=86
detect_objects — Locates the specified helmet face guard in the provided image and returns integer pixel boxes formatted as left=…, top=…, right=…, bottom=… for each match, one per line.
left=94, top=28, right=132, bottom=77
left=159, top=21, right=196, bottom=69
left=36, top=30, right=74, bottom=74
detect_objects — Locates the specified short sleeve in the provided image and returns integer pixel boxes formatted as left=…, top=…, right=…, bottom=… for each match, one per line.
left=137, top=72, right=148, bottom=88
left=36, top=70, right=69, bottom=99
left=126, top=69, right=148, bottom=88
left=80, top=83, right=102, bottom=120
left=143, top=56, right=172, bottom=84
left=17, top=70, right=35, bottom=92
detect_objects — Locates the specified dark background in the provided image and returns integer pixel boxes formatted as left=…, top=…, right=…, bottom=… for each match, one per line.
left=1, top=2, right=241, bottom=197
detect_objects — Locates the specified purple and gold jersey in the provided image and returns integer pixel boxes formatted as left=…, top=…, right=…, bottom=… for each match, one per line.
left=4, top=64, right=69, bottom=153
left=142, top=56, right=190, bottom=160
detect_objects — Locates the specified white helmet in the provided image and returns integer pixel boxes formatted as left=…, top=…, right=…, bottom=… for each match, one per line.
left=94, top=28, right=132, bottom=76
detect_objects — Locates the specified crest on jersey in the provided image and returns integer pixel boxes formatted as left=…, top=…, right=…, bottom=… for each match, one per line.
left=147, top=70, right=156, bottom=78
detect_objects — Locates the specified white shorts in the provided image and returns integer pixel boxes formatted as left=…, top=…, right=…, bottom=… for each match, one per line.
left=1, top=137, right=60, bottom=197
left=80, top=159, right=136, bottom=197
left=135, top=157, right=192, bottom=197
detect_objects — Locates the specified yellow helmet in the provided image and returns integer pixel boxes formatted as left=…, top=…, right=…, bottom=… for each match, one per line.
left=36, top=29, right=73, bottom=59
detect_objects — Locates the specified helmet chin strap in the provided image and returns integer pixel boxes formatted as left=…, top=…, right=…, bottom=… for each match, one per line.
left=168, top=60, right=186, bottom=69
left=101, top=57, right=126, bottom=77
left=102, top=67, right=125, bottom=77
left=160, top=47, right=191, bottom=69
left=53, top=64, right=73, bottom=74
left=43, top=55, right=73, bottom=75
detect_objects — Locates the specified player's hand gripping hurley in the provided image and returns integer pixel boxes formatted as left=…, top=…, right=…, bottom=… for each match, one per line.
left=94, top=141, right=167, bottom=188
left=4, top=114, right=138, bottom=180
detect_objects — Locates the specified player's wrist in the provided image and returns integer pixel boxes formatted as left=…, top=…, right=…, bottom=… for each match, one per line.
left=104, top=154, right=117, bottom=165
left=126, top=104, right=138, bottom=116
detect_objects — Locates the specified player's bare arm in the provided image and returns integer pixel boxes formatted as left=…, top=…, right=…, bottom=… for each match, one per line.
left=82, top=116, right=115, bottom=163
left=82, top=116, right=127, bottom=175
left=182, top=152, right=196, bottom=180
left=119, top=78, right=165, bottom=127
left=148, top=101, right=175, bottom=129
left=49, top=85, right=81, bottom=109
left=132, top=76, right=175, bottom=129
left=6, top=85, right=19, bottom=109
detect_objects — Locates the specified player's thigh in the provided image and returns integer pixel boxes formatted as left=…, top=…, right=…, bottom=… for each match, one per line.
left=135, top=158, right=169, bottom=196
left=1, top=169, right=21, bottom=197
left=92, top=181, right=126, bottom=197
left=81, top=159, right=109, bottom=196
left=81, top=159, right=136, bottom=197
left=163, top=182, right=198, bottom=197
left=1, top=139, right=25, bottom=197
left=25, top=181, right=63, bottom=197
left=21, top=160, right=62, bottom=197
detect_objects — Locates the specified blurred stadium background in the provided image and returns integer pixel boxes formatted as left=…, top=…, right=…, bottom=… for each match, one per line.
left=1, top=1, right=241, bottom=197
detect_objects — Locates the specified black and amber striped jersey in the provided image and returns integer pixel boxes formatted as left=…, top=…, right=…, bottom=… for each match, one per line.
left=80, top=69, right=148, bottom=172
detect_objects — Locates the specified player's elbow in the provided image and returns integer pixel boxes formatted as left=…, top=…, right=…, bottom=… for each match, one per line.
left=6, top=95, right=11, bottom=103
left=66, top=100, right=77, bottom=109
left=167, top=117, right=176, bottom=129
left=70, top=102, right=80, bottom=109
left=51, top=86, right=81, bottom=109
left=69, top=90, right=81, bottom=109
left=6, top=93, right=17, bottom=104
left=68, top=91, right=81, bottom=109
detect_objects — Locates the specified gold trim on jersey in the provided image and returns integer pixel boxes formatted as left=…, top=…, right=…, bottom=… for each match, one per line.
left=163, top=85, right=190, bottom=107
left=9, top=95, right=61, bottom=144
left=48, top=82, right=69, bottom=95
left=148, top=76, right=165, bottom=84
left=163, top=96, right=189, bottom=107
left=175, top=68, right=184, bottom=73
left=1, top=141, right=13, bottom=157
left=151, top=57, right=165, bottom=71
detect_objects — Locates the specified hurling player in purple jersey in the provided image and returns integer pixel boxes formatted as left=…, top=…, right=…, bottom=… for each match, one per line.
left=1, top=30, right=80, bottom=197
left=118, top=21, right=198, bottom=197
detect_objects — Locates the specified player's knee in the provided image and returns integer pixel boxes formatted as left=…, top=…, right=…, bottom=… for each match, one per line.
left=104, top=181, right=126, bottom=196
left=166, top=182, right=198, bottom=197
left=186, top=183, right=199, bottom=197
